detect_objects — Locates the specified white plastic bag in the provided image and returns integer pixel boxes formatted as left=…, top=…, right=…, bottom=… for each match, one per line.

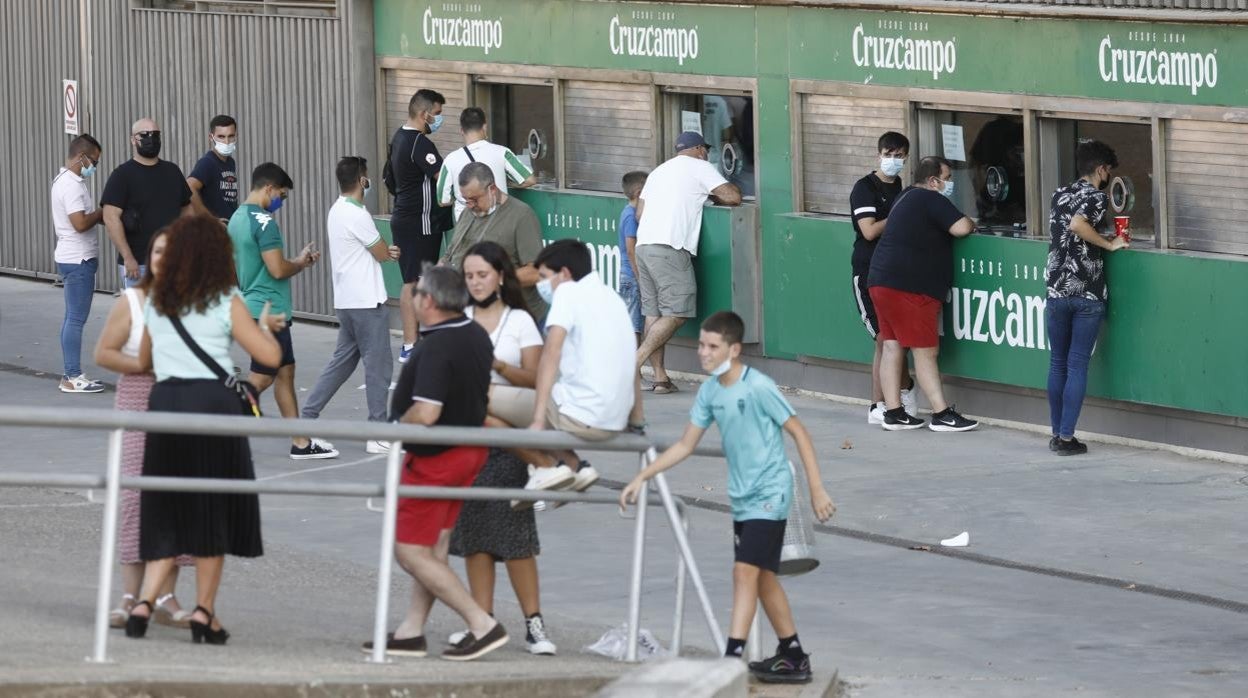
left=585, top=622, right=669, bottom=661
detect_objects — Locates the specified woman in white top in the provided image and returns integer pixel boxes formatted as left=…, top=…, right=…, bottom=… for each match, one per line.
left=447, top=241, right=557, bottom=655
left=94, top=230, right=194, bottom=630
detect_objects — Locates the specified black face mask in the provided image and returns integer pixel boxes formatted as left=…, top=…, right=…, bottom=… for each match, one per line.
left=472, top=291, right=499, bottom=308
left=136, top=132, right=162, bottom=159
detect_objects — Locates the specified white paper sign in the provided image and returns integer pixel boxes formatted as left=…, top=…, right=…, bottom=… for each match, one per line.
left=941, top=124, right=965, bottom=162
left=63, top=79, right=79, bottom=136
left=681, top=110, right=702, bottom=135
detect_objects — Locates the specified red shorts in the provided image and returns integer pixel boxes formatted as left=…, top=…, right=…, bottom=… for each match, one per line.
left=868, top=286, right=941, bottom=348
left=396, top=446, right=488, bottom=546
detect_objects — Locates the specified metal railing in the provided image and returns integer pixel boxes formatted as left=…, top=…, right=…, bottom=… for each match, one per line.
left=0, top=405, right=726, bottom=665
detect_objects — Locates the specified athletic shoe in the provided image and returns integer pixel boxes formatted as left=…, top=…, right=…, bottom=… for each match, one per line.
left=441, top=622, right=507, bottom=661
left=512, top=464, right=576, bottom=510
left=882, top=408, right=925, bottom=431
left=365, top=440, right=391, bottom=454
left=59, top=375, right=105, bottom=393
left=1054, top=437, right=1088, bottom=456
left=525, top=614, right=557, bottom=656
left=928, top=406, right=979, bottom=432
left=867, top=402, right=885, bottom=425
left=748, top=652, right=813, bottom=684
left=900, top=385, right=919, bottom=416
left=571, top=462, right=600, bottom=491
left=398, top=344, right=414, bottom=364
left=290, top=439, right=340, bottom=460
left=1049, top=436, right=1060, bottom=452
left=361, top=632, right=427, bottom=657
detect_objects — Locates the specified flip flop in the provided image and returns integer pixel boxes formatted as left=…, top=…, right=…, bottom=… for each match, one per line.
left=651, top=380, right=679, bottom=394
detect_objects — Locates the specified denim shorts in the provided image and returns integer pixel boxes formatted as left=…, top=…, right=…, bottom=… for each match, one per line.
left=618, top=275, right=644, bottom=333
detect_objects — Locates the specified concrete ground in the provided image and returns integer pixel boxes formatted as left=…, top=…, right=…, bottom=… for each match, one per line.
left=1, top=274, right=1247, bottom=697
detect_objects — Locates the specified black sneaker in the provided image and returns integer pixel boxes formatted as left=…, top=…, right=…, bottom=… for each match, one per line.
left=290, top=438, right=340, bottom=460
left=882, top=407, right=925, bottom=431
left=441, top=621, right=507, bottom=661
left=361, top=632, right=427, bottom=657
left=1054, top=437, right=1088, bottom=456
left=748, top=652, right=813, bottom=684
left=1049, top=435, right=1060, bottom=452
left=928, top=407, right=979, bottom=432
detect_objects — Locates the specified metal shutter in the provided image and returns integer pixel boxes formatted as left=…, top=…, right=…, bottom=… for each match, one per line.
left=801, top=94, right=906, bottom=215
left=1166, top=120, right=1248, bottom=256
left=563, top=81, right=656, bottom=192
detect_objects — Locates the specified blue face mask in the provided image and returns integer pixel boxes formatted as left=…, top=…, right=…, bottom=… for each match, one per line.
left=81, top=164, right=96, bottom=178
left=428, top=113, right=444, bottom=133
left=265, top=192, right=285, bottom=214
left=536, top=277, right=554, bottom=305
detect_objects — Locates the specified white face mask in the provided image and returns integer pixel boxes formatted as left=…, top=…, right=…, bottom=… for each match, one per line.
left=536, top=277, right=554, bottom=305
left=710, top=358, right=733, bottom=376
left=214, top=140, right=236, bottom=157
left=879, top=156, right=904, bottom=177
left=942, top=179, right=955, bottom=198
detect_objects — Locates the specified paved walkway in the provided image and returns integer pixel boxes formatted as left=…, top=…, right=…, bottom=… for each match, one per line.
left=1, top=275, right=1247, bottom=696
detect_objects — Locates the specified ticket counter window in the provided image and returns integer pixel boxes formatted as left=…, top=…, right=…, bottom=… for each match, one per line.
left=1040, top=119, right=1155, bottom=245
left=477, top=82, right=557, bottom=185
left=664, top=93, right=756, bottom=199
left=918, top=110, right=1028, bottom=235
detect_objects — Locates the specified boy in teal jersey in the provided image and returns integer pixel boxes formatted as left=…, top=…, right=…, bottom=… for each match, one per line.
left=621, top=311, right=835, bottom=684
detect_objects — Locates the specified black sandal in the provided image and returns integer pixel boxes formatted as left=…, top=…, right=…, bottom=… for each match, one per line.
left=124, top=600, right=153, bottom=639
left=188, top=605, right=230, bottom=645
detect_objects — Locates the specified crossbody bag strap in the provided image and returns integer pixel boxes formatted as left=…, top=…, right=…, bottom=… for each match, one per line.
left=463, top=145, right=476, bottom=162
left=167, top=314, right=232, bottom=384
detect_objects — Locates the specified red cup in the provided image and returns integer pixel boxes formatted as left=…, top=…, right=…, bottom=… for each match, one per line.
left=1113, top=216, right=1130, bottom=241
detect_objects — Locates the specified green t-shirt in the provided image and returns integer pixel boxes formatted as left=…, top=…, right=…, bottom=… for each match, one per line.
left=228, top=203, right=290, bottom=319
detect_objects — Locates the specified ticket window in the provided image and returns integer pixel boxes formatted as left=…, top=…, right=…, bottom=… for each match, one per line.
left=475, top=81, right=558, bottom=185
left=664, top=92, right=756, bottom=199
left=1040, top=119, right=1156, bottom=245
left=918, top=109, right=1028, bottom=235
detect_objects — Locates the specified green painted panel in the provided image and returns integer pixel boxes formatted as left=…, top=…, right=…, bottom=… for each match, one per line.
left=374, top=217, right=405, bottom=299
left=374, top=0, right=757, bottom=77
left=789, top=9, right=1242, bottom=108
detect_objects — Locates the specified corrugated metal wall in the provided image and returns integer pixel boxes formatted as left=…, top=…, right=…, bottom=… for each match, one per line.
left=4, top=0, right=371, bottom=320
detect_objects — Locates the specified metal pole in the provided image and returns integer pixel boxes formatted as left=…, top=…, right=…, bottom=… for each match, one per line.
left=649, top=449, right=726, bottom=654
left=624, top=450, right=650, bottom=663
left=368, top=445, right=404, bottom=664
left=670, top=509, right=689, bottom=655
left=748, top=606, right=762, bottom=661
left=88, top=429, right=123, bottom=664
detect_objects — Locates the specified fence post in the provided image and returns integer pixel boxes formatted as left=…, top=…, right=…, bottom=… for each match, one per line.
left=368, top=445, right=404, bottom=664
left=88, top=428, right=124, bottom=664
left=624, top=450, right=650, bottom=663
left=670, top=510, right=689, bottom=655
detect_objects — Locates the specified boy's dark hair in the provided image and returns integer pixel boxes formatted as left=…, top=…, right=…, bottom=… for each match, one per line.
left=534, top=238, right=592, bottom=281
left=68, top=134, right=101, bottom=158
left=209, top=114, right=236, bottom=131
left=251, top=162, right=294, bottom=191
left=336, top=156, right=367, bottom=192
left=877, top=131, right=909, bottom=153
left=914, top=156, right=950, bottom=185
left=701, top=311, right=746, bottom=346
left=621, top=170, right=648, bottom=200
left=1075, top=139, right=1119, bottom=177
left=460, top=107, right=486, bottom=132
left=409, top=89, right=446, bottom=118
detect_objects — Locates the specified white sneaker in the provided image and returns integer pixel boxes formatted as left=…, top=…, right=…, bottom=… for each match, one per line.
left=525, top=614, right=557, bottom=656
left=365, top=440, right=391, bottom=454
left=571, top=463, right=600, bottom=491
left=900, top=386, right=919, bottom=416
left=512, top=464, right=576, bottom=510
left=867, top=402, right=885, bottom=425
left=59, top=375, right=105, bottom=393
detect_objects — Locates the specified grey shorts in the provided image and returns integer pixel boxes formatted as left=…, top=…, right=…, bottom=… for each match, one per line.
left=635, top=244, right=697, bottom=318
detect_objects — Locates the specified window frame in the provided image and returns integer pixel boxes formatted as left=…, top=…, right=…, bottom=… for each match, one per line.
left=470, top=75, right=561, bottom=188
left=658, top=84, right=760, bottom=201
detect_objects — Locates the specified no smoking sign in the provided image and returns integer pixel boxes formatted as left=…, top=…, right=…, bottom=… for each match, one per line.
left=63, top=79, right=79, bottom=136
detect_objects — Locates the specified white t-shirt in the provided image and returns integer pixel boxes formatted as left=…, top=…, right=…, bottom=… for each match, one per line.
left=635, top=155, right=728, bottom=255
left=466, top=305, right=543, bottom=385
left=436, top=140, right=534, bottom=221
left=50, top=167, right=99, bottom=264
left=326, top=196, right=387, bottom=309
left=545, top=274, right=636, bottom=430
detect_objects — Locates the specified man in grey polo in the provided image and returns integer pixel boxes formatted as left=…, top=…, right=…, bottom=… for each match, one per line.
left=300, top=156, right=401, bottom=454
left=633, top=131, right=742, bottom=396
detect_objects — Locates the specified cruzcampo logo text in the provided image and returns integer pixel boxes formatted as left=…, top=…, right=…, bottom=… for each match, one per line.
left=1098, top=31, right=1217, bottom=96
left=609, top=11, right=700, bottom=66
left=852, top=20, right=957, bottom=81
left=423, top=5, right=502, bottom=55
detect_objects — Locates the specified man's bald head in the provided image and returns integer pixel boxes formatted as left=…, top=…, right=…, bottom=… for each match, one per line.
left=131, top=118, right=158, bottom=135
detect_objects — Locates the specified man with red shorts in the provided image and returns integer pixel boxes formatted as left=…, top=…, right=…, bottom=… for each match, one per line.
left=367, top=264, right=508, bottom=660
left=867, top=156, right=979, bottom=432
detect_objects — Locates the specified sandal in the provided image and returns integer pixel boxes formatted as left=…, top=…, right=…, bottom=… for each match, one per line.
left=109, top=593, right=136, bottom=629
left=651, top=380, right=679, bottom=395
left=155, top=593, right=194, bottom=629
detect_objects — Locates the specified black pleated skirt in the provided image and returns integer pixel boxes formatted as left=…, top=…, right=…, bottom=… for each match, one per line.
left=139, top=378, right=264, bottom=560
left=449, top=448, right=540, bottom=560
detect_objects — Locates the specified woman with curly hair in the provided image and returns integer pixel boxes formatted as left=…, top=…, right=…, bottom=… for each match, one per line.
left=123, top=215, right=283, bottom=645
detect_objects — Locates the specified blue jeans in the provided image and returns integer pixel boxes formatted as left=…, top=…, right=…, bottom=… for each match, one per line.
left=618, top=275, right=643, bottom=334
left=1046, top=296, right=1105, bottom=439
left=58, top=258, right=98, bottom=378
left=117, top=263, right=148, bottom=289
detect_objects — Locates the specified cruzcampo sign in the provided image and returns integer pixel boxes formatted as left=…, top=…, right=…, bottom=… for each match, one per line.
left=789, top=9, right=1245, bottom=108
left=373, top=0, right=758, bottom=77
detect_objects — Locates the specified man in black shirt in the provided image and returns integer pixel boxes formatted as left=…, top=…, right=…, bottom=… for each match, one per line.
left=849, top=131, right=918, bottom=425
left=187, top=114, right=240, bottom=221
left=375, top=265, right=507, bottom=661
left=101, top=117, right=192, bottom=288
left=867, top=156, right=977, bottom=432
left=389, top=88, right=453, bottom=363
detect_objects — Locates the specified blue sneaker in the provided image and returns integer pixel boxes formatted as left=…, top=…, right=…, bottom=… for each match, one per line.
left=398, top=343, right=414, bottom=364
